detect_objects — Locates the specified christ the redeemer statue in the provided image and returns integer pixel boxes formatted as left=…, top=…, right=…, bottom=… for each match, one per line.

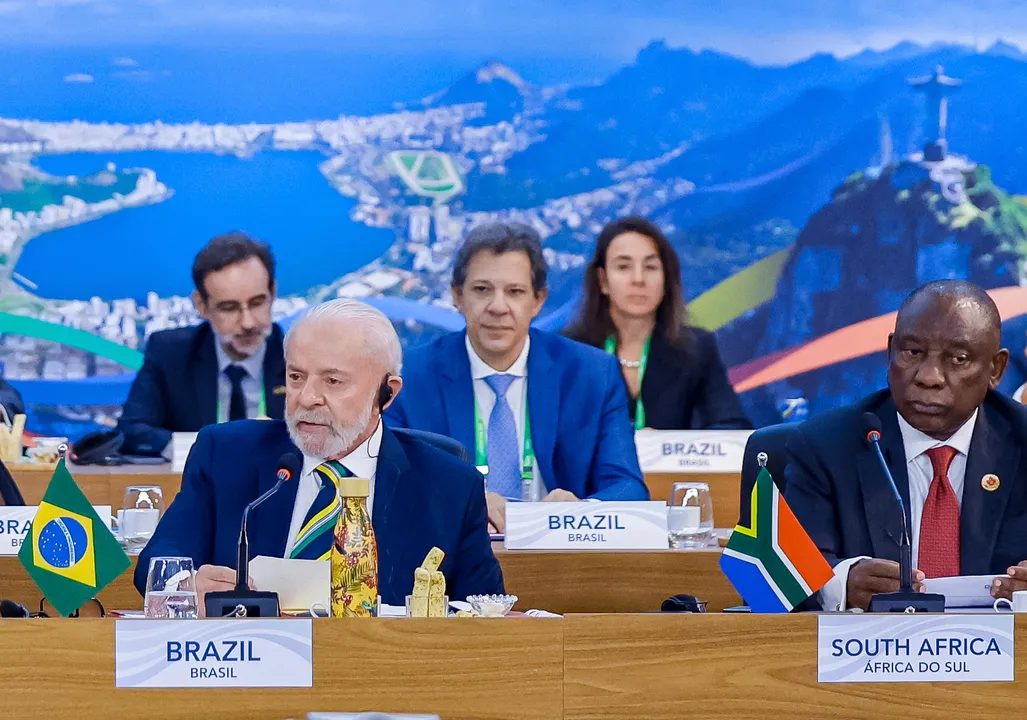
left=909, top=65, right=961, bottom=162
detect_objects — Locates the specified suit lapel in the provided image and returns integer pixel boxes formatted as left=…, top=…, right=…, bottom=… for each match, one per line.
left=960, top=404, right=1017, bottom=575
left=372, top=427, right=413, bottom=595
left=192, top=324, right=219, bottom=427
left=439, top=333, right=476, bottom=456
left=263, top=324, right=286, bottom=419
left=857, top=400, right=910, bottom=560
left=247, top=429, right=302, bottom=558
left=526, top=330, right=557, bottom=493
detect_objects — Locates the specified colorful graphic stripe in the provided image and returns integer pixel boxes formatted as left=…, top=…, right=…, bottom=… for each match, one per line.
left=719, top=467, right=833, bottom=613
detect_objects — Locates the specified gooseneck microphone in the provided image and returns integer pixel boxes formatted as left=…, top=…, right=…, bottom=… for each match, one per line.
left=205, top=453, right=301, bottom=618
left=861, top=412, right=945, bottom=613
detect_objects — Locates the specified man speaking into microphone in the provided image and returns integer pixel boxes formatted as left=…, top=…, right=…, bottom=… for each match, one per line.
left=785, top=280, right=1027, bottom=611
left=135, top=299, right=504, bottom=613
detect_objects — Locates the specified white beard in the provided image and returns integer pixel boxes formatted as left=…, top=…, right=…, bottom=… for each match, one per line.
left=286, top=394, right=375, bottom=459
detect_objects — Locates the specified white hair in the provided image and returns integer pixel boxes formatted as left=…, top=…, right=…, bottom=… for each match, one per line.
left=285, top=298, right=402, bottom=374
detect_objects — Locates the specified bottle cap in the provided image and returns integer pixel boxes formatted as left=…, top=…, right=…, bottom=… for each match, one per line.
left=337, top=477, right=370, bottom=498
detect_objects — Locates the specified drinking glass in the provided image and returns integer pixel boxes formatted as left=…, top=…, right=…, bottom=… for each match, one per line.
left=122, top=485, right=163, bottom=551
left=668, top=482, right=714, bottom=549
left=144, top=557, right=198, bottom=619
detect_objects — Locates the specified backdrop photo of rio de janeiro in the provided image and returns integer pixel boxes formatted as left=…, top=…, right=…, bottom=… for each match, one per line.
left=3, top=0, right=1027, bottom=436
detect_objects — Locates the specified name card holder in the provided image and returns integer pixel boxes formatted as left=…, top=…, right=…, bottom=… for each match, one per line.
left=504, top=501, right=668, bottom=550
left=0, top=505, right=112, bottom=556
left=115, top=618, right=313, bottom=688
left=635, top=430, right=752, bottom=473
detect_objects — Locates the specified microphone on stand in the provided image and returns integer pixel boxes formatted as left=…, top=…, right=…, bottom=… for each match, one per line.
left=861, top=412, right=945, bottom=613
left=205, top=453, right=301, bottom=618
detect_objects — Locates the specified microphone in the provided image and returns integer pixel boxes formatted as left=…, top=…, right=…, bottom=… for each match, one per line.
left=0, top=599, right=30, bottom=618
left=205, top=453, right=301, bottom=618
left=861, top=412, right=945, bottom=613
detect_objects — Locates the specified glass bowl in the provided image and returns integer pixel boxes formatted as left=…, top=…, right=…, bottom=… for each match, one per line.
left=466, top=594, right=518, bottom=616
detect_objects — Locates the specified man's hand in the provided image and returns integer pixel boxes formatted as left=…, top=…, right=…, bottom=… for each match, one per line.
left=485, top=492, right=507, bottom=534
left=846, top=558, right=925, bottom=611
left=543, top=489, right=579, bottom=502
left=991, top=561, right=1027, bottom=600
left=195, top=564, right=254, bottom=618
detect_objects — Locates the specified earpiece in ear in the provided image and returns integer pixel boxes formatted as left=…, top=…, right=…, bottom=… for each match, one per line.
left=377, top=376, right=394, bottom=409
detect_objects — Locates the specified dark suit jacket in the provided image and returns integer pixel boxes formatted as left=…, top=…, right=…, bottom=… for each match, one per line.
left=573, top=328, right=751, bottom=430
left=784, top=389, right=1027, bottom=576
left=135, top=421, right=504, bottom=604
left=117, top=322, right=286, bottom=456
left=0, top=377, right=24, bottom=421
left=385, top=329, right=648, bottom=501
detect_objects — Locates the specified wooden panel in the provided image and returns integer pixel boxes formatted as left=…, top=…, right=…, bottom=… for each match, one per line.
left=646, top=471, right=740, bottom=528
left=0, top=547, right=739, bottom=614
left=498, top=547, right=739, bottom=613
left=0, top=618, right=563, bottom=720
left=564, top=614, right=1027, bottom=720
left=13, top=465, right=741, bottom=526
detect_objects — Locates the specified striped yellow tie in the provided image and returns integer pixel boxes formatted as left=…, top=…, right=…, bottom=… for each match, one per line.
left=288, top=460, right=350, bottom=561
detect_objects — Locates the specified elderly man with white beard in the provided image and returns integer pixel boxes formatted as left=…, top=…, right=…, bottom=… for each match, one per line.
left=135, top=299, right=504, bottom=613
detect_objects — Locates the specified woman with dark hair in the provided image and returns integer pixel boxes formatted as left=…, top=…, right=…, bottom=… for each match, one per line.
left=565, top=216, right=751, bottom=430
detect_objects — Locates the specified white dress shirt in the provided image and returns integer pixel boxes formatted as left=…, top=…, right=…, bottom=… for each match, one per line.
left=283, top=421, right=383, bottom=557
left=466, top=335, right=545, bottom=501
left=820, top=409, right=977, bottom=611
left=214, top=339, right=266, bottom=421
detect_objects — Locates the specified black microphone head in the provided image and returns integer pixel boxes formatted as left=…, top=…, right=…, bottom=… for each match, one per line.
left=276, top=453, right=301, bottom=482
left=861, top=412, right=883, bottom=443
left=0, top=599, right=30, bottom=618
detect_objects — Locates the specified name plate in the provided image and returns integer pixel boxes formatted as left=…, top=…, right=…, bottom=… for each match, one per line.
left=115, top=619, right=313, bottom=688
left=635, top=430, right=751, bottom=473
left=818, top=614, right=1014, bottom=683
left=504, top=501, right=668, bottom=550
left=0, top=505, right=112, bottom=556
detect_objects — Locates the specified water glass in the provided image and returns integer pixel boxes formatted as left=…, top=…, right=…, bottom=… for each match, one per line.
left=668, top=482, right=714, bottom=549
left=144, top=556, right=198, bottom=619
left=122, top=485, right=163, bottom=551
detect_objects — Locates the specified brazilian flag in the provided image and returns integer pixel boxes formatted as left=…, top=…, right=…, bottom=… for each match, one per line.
left=18, top=459, right=130, bottom=617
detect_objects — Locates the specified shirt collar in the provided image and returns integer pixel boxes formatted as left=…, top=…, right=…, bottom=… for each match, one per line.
left=465, top=334, right=530, bottom=379
left=215, top=335, right=266, bottom=380
left=896, top=408, right=978, bottom=460
left=301, top=420, right=383, bottom=482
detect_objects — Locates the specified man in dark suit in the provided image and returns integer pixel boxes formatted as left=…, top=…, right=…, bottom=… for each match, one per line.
left=118, top=233, right=286, bottom=456
left=0, top=377, right=24, bottom=426
left=385, top=222, right=647, bottom=533
left=136, top=298, right=503, bottom=610
left=785, top=280, right=1027, bottom=611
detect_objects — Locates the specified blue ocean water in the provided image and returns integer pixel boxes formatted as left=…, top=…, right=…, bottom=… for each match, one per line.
left=20, top=151, right=393, bottom=300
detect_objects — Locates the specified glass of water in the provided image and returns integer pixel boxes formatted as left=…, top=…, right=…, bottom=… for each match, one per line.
left=668, top=482, right=714, bottom=549
left=121, top=485, right=164, bottom=552
left=144, top=556, right=198, bottom=619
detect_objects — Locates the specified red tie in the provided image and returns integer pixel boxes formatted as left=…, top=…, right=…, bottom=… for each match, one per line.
left=918, top=445, right=961, bottom=579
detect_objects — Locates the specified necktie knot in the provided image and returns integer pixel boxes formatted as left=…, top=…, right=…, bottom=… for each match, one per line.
left=485, top=373, right=515, bottom=397
left=925, top=445, right=958, bottom=478
left=315, top=460, right=351, bottom=488
left=224, top=364, right=248, bottom=385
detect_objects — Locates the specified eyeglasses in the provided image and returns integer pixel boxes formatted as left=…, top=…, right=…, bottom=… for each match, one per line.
left=210, top=294, right=272, bottom=321
left=36, top=596, right=105, bottom=618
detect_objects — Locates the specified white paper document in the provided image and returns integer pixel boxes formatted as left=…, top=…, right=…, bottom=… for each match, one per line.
left=248, top=555, right=330, bottom=612
left=923, top=574, right=1006, bottom=608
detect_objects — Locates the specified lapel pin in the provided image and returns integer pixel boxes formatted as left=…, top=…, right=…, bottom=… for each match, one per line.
left=982, top=474, right=1000, bottom=492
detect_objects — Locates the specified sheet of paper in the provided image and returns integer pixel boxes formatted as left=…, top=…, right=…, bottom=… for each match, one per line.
left=249, top=555, right=330, bottom=613
left=923, top=574, right=1006, bottom=608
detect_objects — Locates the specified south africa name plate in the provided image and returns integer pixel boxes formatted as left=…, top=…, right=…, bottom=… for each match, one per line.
left=504, top=501, right=668, bottom=550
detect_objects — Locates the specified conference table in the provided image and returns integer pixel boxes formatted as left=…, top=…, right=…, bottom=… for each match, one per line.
left=7, top=462, right=744, bottom=529
left=2, top=614, right=1025, bottom=720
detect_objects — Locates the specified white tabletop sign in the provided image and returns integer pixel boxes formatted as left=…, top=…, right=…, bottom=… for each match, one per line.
left=171, top=432, right=198, bottom=472
left=818, top=614, right=1014, bottom=683
left=115, top=619, right=313, bottom=688
left=504, top=501, right=668, bottom=550
left=635, top=430, right=752, bottom=473
left=0, top=505, right=112, bottom=556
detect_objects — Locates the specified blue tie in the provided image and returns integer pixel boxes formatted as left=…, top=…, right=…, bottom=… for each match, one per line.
left=484, top=374, right=521, bottom=500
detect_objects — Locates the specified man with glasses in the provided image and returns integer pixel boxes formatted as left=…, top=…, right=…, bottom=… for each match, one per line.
left=117, top=232, right=286, bottom=456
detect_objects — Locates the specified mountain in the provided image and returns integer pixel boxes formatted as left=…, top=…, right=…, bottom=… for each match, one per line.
left=725, top=158, right=1027, bottom=425
left=422, top=61, right=530, bottom=124
left=985, top=40, right=1027, bottom=60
